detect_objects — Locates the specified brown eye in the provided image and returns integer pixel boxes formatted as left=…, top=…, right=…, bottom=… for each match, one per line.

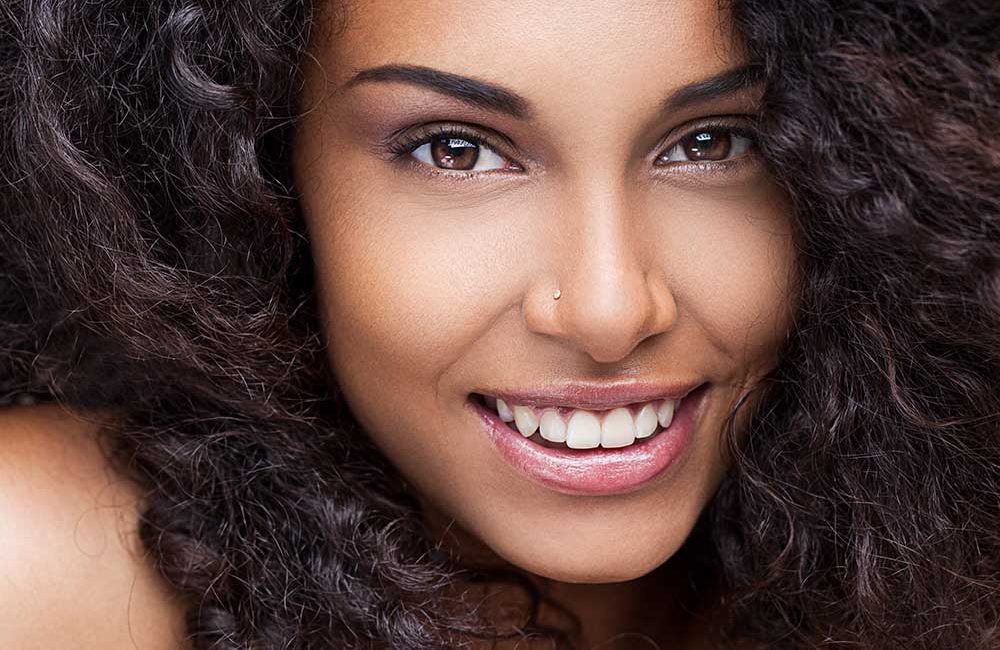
left=412, top=136, right=508, bottom=172
left=430, top=137, right=479, bottom=170
left=657, top=127, right=755, bottom=164
left=682, top=130, right=731, bottom=161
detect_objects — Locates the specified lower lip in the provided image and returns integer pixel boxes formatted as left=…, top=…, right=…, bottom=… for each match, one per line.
left=471, top=383, right=709, bottom=496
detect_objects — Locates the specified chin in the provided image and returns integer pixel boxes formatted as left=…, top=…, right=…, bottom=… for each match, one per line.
left=488, top=530, right=686, bottom=584
left=512, top=552, right=671, bottom=584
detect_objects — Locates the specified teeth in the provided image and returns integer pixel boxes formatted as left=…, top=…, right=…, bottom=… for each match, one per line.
left=539, top=409, right=567, bottom=443
left=600, top=407, right=636, bottom=448
left=565, top=410, right=602, bottom=449
left=512, top=405, right=539, bottom=437
left=657, top=399, right=676, bottom=428
left=485, top=394, right=684, bottom=450
left=496, top=398, right=515, bottom=423
left=635, top=403, right=658, bottom=439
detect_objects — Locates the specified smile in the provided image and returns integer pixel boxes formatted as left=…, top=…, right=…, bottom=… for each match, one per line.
left=478, top=394, right=680, bottom=450
left=469, top=382, right=710, bottom=496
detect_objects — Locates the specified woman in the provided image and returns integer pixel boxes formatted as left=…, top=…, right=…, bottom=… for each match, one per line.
left=1, top=0, right=997, bottom=648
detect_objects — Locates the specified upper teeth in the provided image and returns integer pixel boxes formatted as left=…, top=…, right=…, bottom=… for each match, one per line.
left=487, top=395, right=679, bottom=449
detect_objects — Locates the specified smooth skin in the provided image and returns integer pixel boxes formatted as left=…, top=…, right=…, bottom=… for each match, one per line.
left=294, top=0, right=797, bottom=647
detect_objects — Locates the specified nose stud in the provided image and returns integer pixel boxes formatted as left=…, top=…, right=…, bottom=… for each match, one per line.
left=552, top=288, right=561, bottom=300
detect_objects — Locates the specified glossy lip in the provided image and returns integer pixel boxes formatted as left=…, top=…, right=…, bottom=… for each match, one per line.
left=485, top=380, right=702, bottom=411
left=470, top=382, right=710, bottom=496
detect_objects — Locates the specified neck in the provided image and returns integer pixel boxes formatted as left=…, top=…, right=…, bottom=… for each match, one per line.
left=536, top=563, right=698, bottom=649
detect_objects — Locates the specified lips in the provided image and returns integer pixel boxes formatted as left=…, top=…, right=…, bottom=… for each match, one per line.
left=469, top=382, right=710, bottom=496
left=487, top=380, right=702, bottom=411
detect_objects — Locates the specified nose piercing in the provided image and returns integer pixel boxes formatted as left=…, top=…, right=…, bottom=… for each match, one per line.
left=552, top=288, right=561, bottom=300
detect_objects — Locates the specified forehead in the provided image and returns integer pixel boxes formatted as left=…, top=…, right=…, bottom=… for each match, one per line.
left=311, top=0, right=745, bottom=122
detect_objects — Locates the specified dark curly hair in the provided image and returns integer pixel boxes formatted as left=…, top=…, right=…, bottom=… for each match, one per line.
left=2, top=0, right=998, bottom=648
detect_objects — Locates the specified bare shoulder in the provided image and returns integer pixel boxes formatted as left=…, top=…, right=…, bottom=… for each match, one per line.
left=0, top=402, right=192, bottom=650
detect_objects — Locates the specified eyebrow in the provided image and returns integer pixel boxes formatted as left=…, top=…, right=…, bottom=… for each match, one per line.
left=342, top=63, right=763, bottom=121
left=662, top=64, right=764, bottom=111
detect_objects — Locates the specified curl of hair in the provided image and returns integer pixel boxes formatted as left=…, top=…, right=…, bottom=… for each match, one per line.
left=714, top=1, right=1000, bottom=647
left=1, top=0, right=997, bottom=648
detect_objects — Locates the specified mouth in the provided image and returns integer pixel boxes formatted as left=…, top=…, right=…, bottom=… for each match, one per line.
left=468, top=382, right=710, bottom=496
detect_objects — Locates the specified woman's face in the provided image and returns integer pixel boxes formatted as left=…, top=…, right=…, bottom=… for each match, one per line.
left=294, top=0, right=797, bottom=583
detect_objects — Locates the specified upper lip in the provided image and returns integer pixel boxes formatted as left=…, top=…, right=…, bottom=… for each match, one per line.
left=478, top=380, right=705, bottom=411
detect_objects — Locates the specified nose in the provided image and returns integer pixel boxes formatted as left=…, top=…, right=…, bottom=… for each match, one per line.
left=523, top=183, right=678, bottom=364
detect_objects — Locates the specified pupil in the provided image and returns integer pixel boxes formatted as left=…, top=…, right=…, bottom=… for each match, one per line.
left=431, top=137, right=479, bottom=170
left=684, top=130, right=731, bottom=161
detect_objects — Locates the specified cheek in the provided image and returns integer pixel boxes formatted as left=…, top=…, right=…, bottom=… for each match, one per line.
left=302, top=177, right=528, bottom=399
left=652, top=179, right=797, bottom=367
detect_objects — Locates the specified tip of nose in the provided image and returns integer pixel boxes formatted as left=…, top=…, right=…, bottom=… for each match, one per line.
left=558, top=292, right=673, bottom=363
left=578, top=323, right=656, bottom=364
left=522, top=270, right=677, bottom=363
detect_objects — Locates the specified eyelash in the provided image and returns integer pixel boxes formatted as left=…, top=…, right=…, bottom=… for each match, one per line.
left=386, top=124, right=519, bottom=171
left=384, top=119, right=759, bottom=180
